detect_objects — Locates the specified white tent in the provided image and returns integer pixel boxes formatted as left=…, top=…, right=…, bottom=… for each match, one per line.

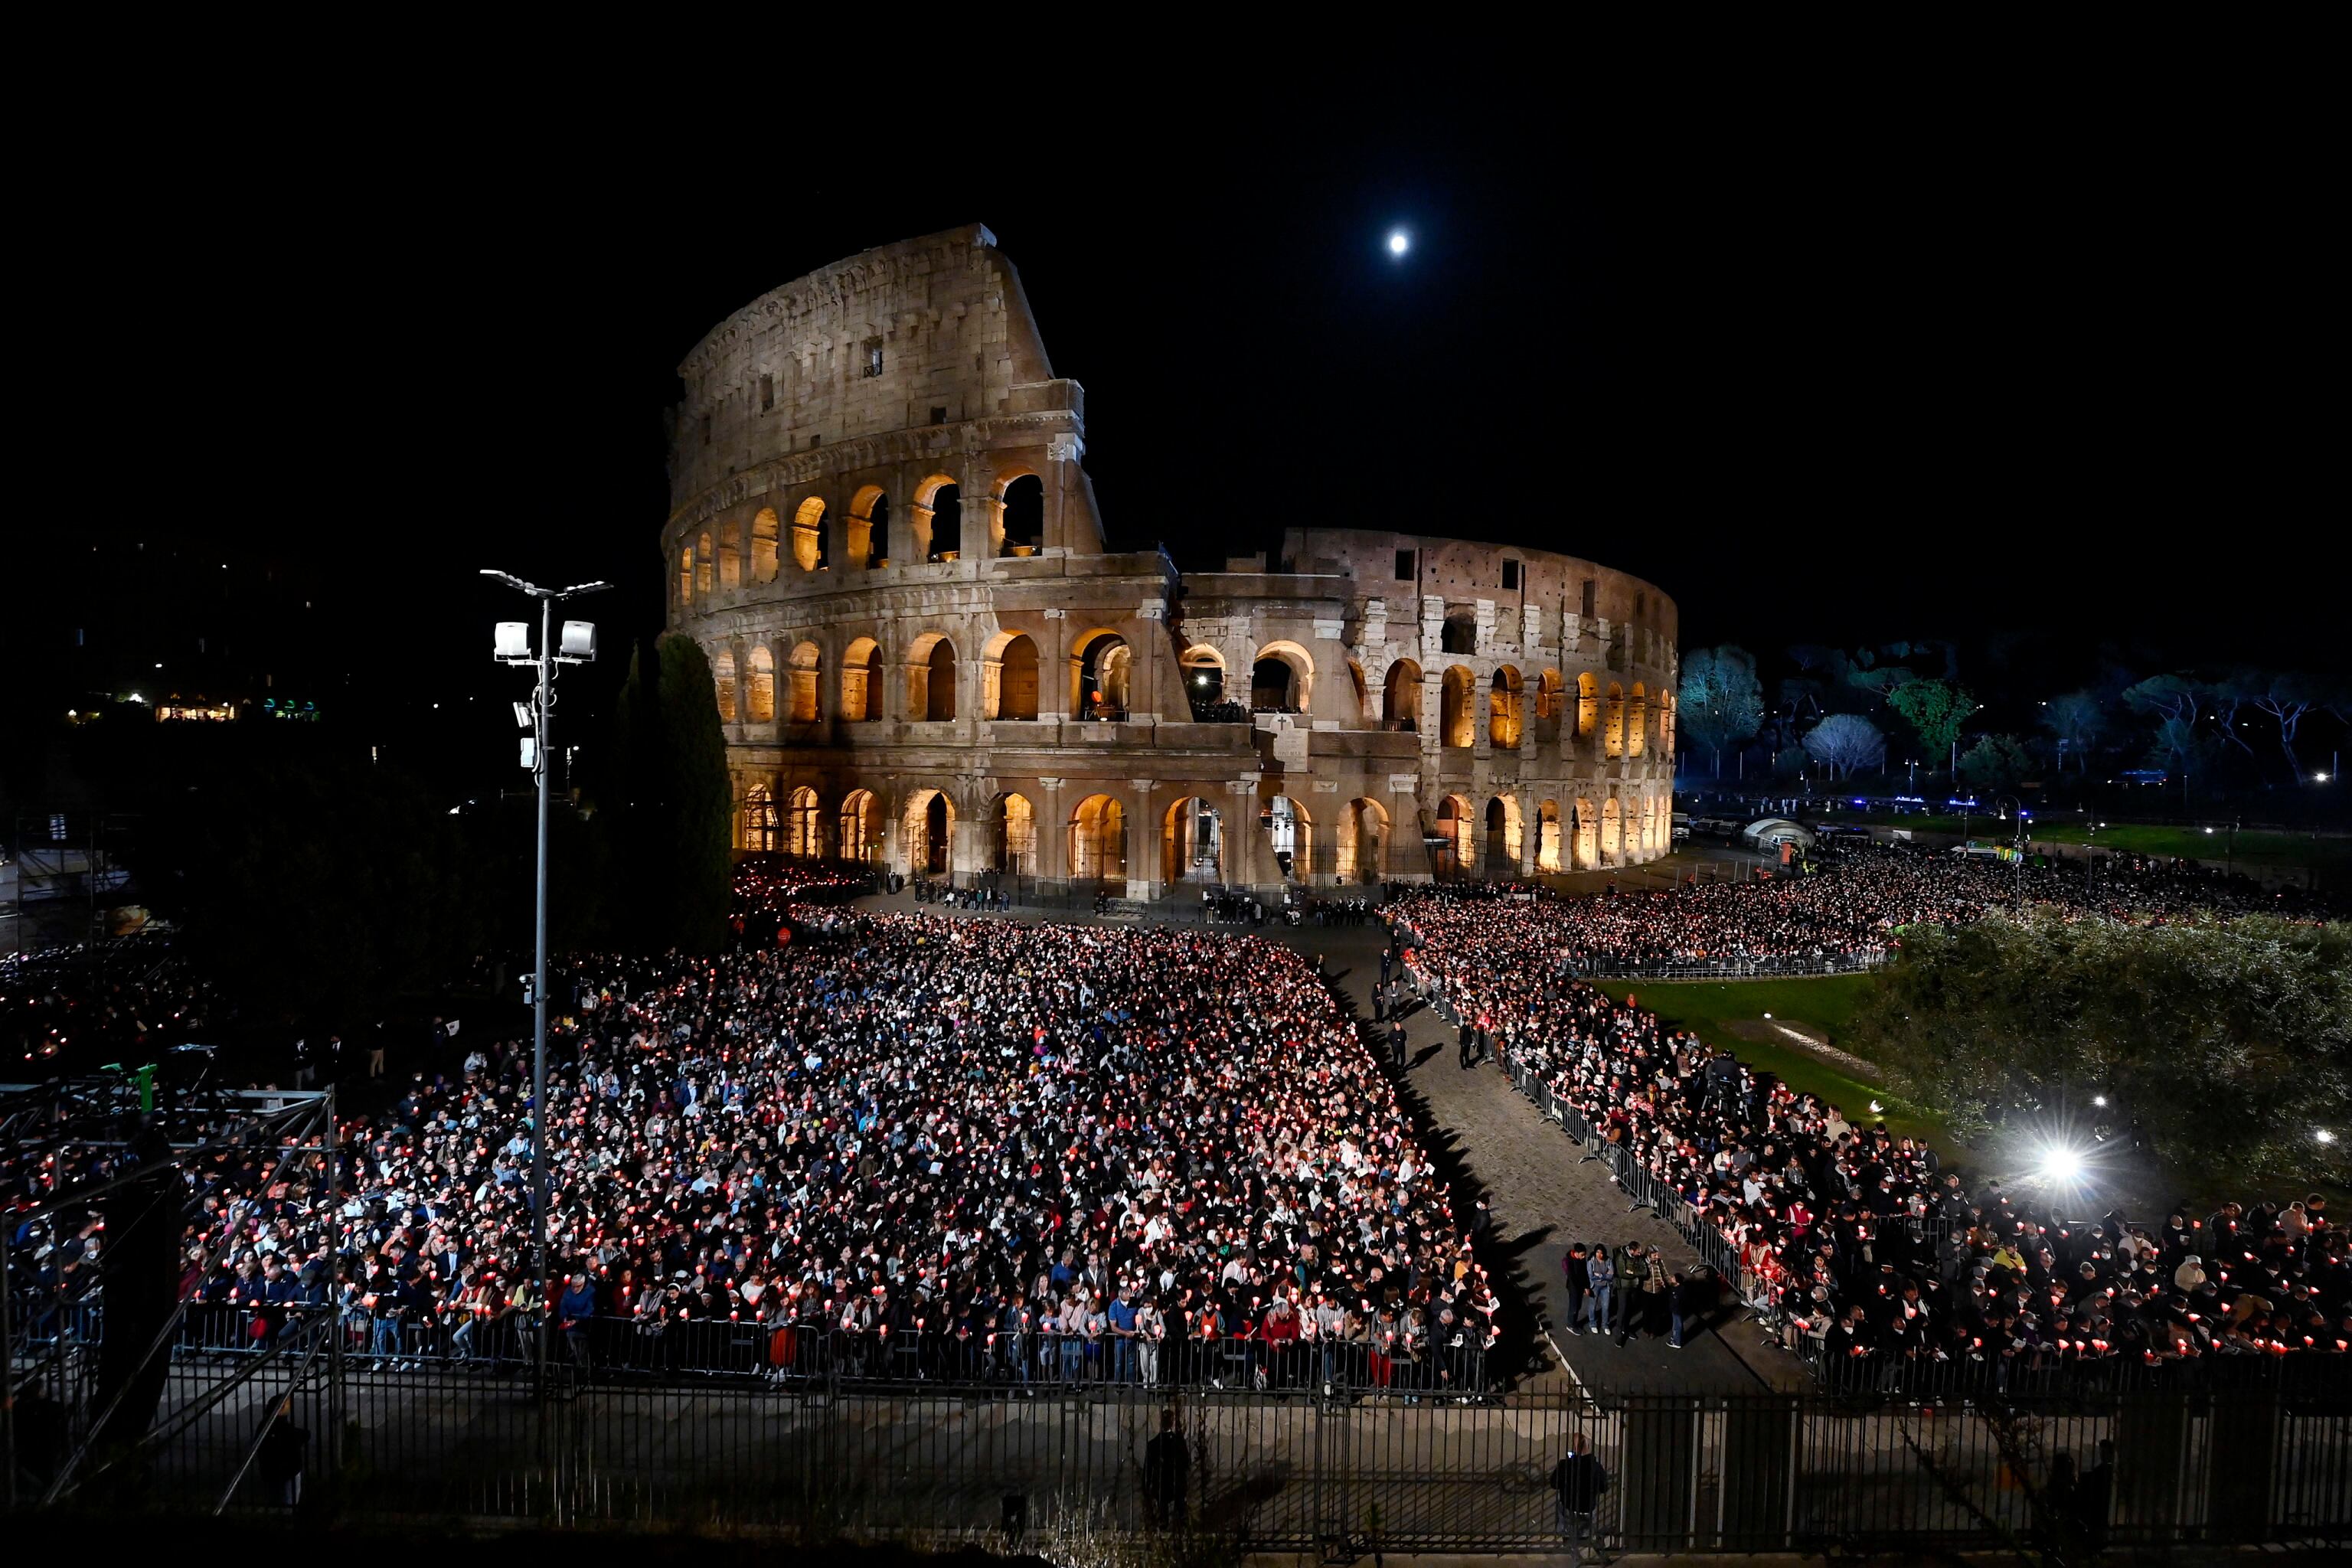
left=1740, top=817, right=1815, bottom=852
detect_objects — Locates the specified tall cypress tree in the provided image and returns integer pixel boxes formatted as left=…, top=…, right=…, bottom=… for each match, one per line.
left=652, top=632, right=733, bottom=952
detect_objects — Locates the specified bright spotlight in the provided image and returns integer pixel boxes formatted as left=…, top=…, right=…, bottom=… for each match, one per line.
left=2042, top=1146, right=2086, bottom=1183
left=2320, top=1129, right=2338, bottom=1146
left=1868, top=1100, right=1884, bottom=1115
left=1387, top=230, right=1410, bottom=256
left=2092, top=1094, right=2109, bottom=1108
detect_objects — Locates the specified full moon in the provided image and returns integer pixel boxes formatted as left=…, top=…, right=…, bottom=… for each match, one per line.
left=1387, top=230, right=1410, bottom=256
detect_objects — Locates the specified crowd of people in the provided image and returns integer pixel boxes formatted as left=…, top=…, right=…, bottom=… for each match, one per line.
left=1387, top=851, right=2350, bottom=1389
left=11, top=898, right=1503, bottom=1395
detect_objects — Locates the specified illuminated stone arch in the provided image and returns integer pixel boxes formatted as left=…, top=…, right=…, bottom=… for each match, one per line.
left=1262, top=794, right=1312, bottom=880
left=695, top=532, right=714, bottom=599
left=711, top=648, right=738, bottom=723
left=1250, top=640, right=1315, bottom=713
left=847, top=485, right=890, bottom=568
left=996, top=469, right=1044, bottom=556
left=1601, top=795, right=1623, bottom=863
left=791, top=497, right=828, bottom=573
left=982, top=629, right=1041, bottom=720
left=1383, top=658, right=1423, bottom=730
left=740, top=782, right=776, bottom=852
left=750, top=507, right=781, bottom=583
left=835, top=789, right=880, bottom=863
left=1606, top=681, right=1626, bottom=759
left=1628, top=682, right=1648, bottom=757
left=1070, top=629, right=1132, bottom=720
left=1535, top=670, right=1565, bottom=741
left=787, top=640, right=822, bottom=724
left=717, top=528, right=740, bottom=591
left=1434, top=793, right=1474, bottom=878
left=1537, top=799, right=1563, bottom=872
left=678, top=541, right=694, bottom=606
left=1181, top=645, right=1227, bottom=709
left=1337, top=796, right=1389, bottom=883
left=911, top=473, right=961, bottom=560
left=840, top=636, right=882, bottom=722
left=986, top=791, right=1037, bottom=874
left=745, top=645, right=776, bottom=724
left=1576, top=671, right=1600, bottom=740
left=1488, top=665, right=1524, bottom=749
left=1440, top=665, right=1477, bottom=749
left=1163, top=795, right=1223, bottom=884
left=786, top=786, right=824, bottom=857
left=1346, top=659, right=1371, bottom=725
left=1573, top=796, right=1599, bottom=869
left=1068, top=793, right=1128, bottom=881
left=902, top=787, right=956, bottom=875
left=1483, top=795, right=1522, bottom=874
left=905, top=632, right=957, bottom=722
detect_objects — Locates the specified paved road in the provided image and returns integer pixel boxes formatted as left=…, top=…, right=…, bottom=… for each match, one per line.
left=848, top=891, right=1802, bottom=1396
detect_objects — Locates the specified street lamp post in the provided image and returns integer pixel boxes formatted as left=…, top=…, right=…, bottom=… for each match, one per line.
left=483, top=568, right=609, bottom=1380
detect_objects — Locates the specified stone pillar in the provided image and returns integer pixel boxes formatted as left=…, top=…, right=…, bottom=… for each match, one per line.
left=1126, top=779, right=1158, bottom=900
left=1227, top=778, right=1268, bottom=890
left=1037, top=777, right=1066, bottom=884
left=1047, top=433, right=1080, bottom=553
left=908, top=502, right=936, bottom=562
left=1042, top=609, right=1070, bottom=720
left=965, top=490, right=1003, bottom=558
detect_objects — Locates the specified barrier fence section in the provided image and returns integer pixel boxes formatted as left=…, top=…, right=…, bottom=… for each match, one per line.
left=82, top=1365, right=2352, bottom=1552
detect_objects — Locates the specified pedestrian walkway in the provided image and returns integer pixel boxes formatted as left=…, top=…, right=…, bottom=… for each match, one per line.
left=847, top=888, right=1805, bottom=1396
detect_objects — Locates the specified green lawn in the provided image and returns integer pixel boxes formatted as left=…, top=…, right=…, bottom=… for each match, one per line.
left=1808, top=808, right=2350, bottom=873
left=1594, top=974, right=1967, bottom=1162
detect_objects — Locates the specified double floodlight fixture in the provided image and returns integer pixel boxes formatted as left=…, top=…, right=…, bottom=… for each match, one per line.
left=482, top=570, right=612, bottom=665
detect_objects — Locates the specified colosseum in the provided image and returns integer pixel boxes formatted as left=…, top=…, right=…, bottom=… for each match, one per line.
left=665, top=224, right=1677, bottom=895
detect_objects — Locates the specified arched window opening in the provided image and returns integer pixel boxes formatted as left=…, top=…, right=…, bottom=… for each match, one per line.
left=712, top=649, right=738, bottom=723
left=1069, top=794, right=1127, bottom=882
left=924, top=637, right=957, bottom=720
left=750, top=508, right=781, bottom=583
left=999, top=473, right=1044, bottom=555
left=1576, top=671, right=1600, bottom=740
left=838, top=790, right=880, bottom=864
left=1535, top=670, right=1565, bottom=741
left=1606, top=681, right=1626, bottom=758
left=1383, top=658, right=1423, bottom=731
left=1336, top=797, right=1387, bottom=884
left=679, top=544, right=694, bottom=606
left=746, top=646, right=776, bottom=724
left=1250, top=642, right=1315, bottom=714
left=1262, top=795, right=1311, bottom=880
left=1441, top=610, right=1478, bottom=655
left=786, top=786, right=823, bottom=858
left=926, top=483, right=961, bottom=560
left=1638, top=795, right=1658, bottom=855
left=841, top=637, right=882, bottom=722
left=741, top=784, right=776, bottom=853
left=787, top=641, right=822, bottom=724
left=900, top=789, right=955, bottom=875
left=1537, top=800, right=1563, bottom=872
left=791, top=498, right=828, bottom=572
left=1181, top=645, right=1229, bottom=717
left=984, top=631, right=1041, bottom=720
left=1601, top=796, right=1623, bottom=863
left=988, top=792, right=1037, bottom=875
left=848, top=485, right=888, bottom=569
left=1484, top=795, right=1521, bottom=875
left=696, top=533, right=714, bottom=598
left=1488, top=666, right=1524, bottom=749
left=1628, top=682, right=1648, bottom=757
left=1162, top=796, right=1223, bottom=884
left=1433, top=795, right=1473, bottom=879
left=1440, top=665, right=1477, bottom=749
left=1072, top=631, right=1132, bottom=721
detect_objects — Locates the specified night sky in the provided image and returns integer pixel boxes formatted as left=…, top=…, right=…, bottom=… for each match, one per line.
left=21, top=80, right=2336, bottom=769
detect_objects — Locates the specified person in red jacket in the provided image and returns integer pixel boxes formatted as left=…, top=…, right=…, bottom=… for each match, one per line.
left=1259, top=1295, right=1302, bottom=1387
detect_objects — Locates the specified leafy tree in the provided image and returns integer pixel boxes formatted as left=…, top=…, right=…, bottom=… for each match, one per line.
left=649, top=633, right=734, bottom=952
left=1677, top=645, right=1763, bottom=778
left=2040, top=690, right=2105, bottom=776
left=1853, top=915, right=2352, bottom=1190
left=1886, top=678, right=1976, bottom=772
left=1956, top=733, right=2032, bottom=795
left=1802, top=714, right=1885, bottom=779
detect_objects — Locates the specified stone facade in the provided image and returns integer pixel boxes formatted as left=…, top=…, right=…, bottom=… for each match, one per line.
left=666, top=225, right=1677, bottom=894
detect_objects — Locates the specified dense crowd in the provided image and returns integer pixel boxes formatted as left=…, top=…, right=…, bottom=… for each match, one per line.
left=11, top=905, right=1498, bottom=1393
left=1390, top=853, right=2351, bottom=1387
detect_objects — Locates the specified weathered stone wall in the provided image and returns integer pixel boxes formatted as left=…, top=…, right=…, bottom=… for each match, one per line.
left=668, top=229, right=1676, bottom=895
